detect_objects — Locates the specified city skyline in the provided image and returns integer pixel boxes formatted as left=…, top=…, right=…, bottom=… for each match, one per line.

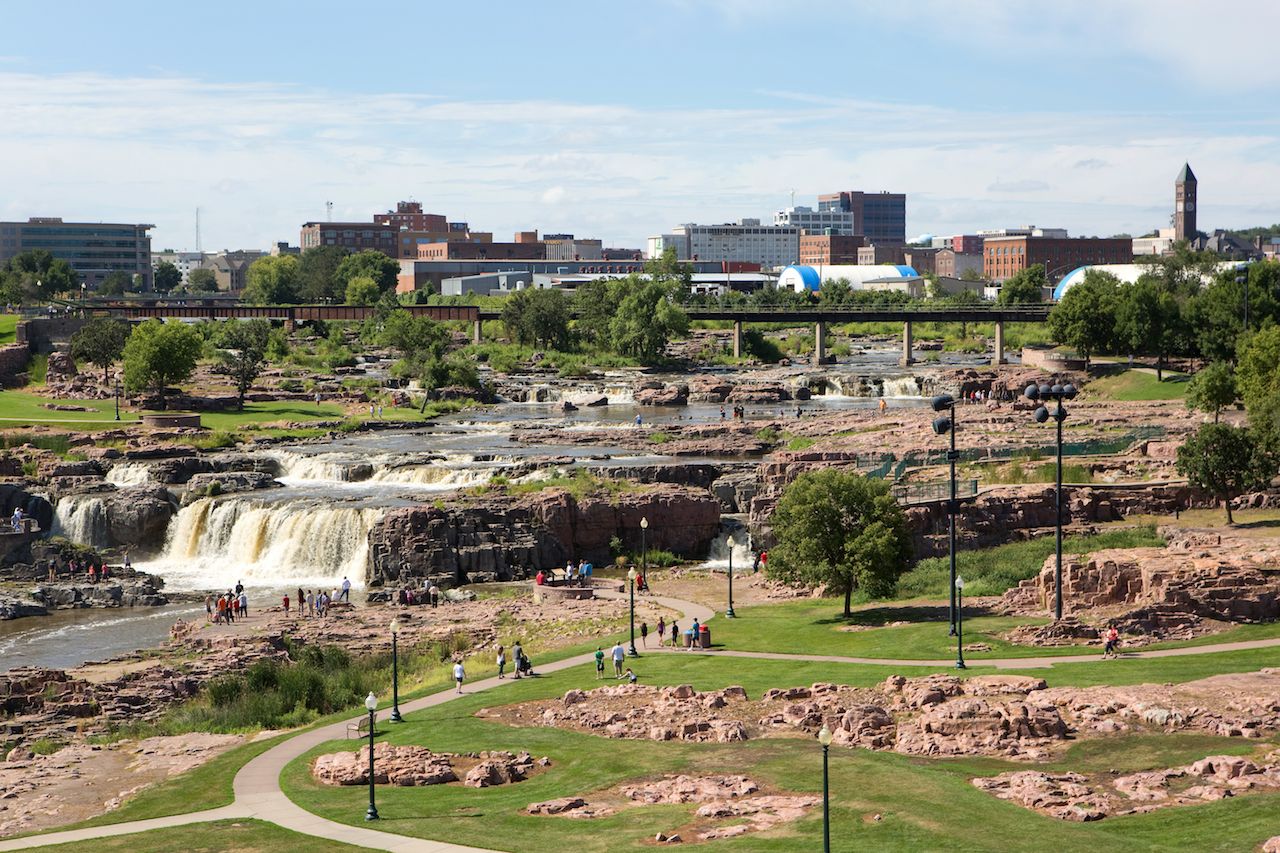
left=2, top=1, right=1279, bottom=253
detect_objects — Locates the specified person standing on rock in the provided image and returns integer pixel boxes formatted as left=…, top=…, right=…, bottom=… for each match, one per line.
left=123, top=550, right=131, bottom=572
left=339, top=576, right=351, bottom=603
left=239, top=590, right=248, bottom=618
left=453, top=659, right=466, bottom=693
left=594, top=647, right=605, bottom=679
left=640, top=622, right=649, bottom=648
left=497, top=645, right=506, bottom=679
left=430, top=583, right=440, bottom=607
left=235, top=579, right=243, bottom=597
left=282, top=593, right=290, bottom=616
left=206, top=594, right=214, bottom=623
left=306, top=590, right=315, bottom=617
left=611, top=641, right=625, bottom=677
left=297, top=587, right=304, bottom=618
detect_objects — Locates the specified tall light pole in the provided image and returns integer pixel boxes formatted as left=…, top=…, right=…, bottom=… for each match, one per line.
left=627, top=566, right=639, bottom=657
left=114, top=373, right=121, bottom=422
left=1024, top=380, right=1077, bottom=621
left=725, top=533, right=736, bottom=618
left=818, top=724, right=833, bottom=853
left=639, top=516, right=648, bottom=588
left=389, top=619, right=403, bottom=723
left=931, top=394, right=959, bottom=635
left=954, top=576, right=967, bottom=669
left=363, top=692, right=379, bottom=821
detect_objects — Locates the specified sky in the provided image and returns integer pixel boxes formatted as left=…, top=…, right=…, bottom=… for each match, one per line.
left=2, top=0, right=1279, bottom=253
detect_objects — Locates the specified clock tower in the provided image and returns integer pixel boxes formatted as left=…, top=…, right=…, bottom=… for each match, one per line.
left=1175, top=162, right=1197, bottom=242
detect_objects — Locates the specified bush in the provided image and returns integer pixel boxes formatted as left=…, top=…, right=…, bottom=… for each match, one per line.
left=642, top=549, right=681, bottom=568
left=648, top=431, right=671, bottom=444
left=204, top=480, right=223, bottom=497
left=755, top=426, right=780, bottom=443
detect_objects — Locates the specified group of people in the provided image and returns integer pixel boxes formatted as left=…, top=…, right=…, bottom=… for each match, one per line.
left=533, top=560, right=597, bottom=586
left=281, top=586, right=337, bottom=618
left=208, top=581, right=250, bottom=624
left=493, top=641, right=534, bottom=682
left=594, top=642, right=638, bottom=682
left=396, top=582, right=442, bottom=607
left=45, top=552, right=122, bottom=583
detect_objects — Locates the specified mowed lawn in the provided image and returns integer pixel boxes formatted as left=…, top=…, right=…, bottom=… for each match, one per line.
left=280, top=652, right=1280, bottom=853
left=0, top=389, right=137, bottom=426
left=39, top=819, right=376, bottom=853
left=1079, top=368, right=1190, bottom=401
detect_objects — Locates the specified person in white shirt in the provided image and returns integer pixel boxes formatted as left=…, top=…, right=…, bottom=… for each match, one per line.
left=453, top=660, right=465, bottom=693
left=339, top=576, right=351, bottom=602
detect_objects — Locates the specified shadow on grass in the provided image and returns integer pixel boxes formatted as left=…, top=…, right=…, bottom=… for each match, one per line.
left=814, top=604, right=995, bottom=627
left=1231, top=518, right=1280, bottom=530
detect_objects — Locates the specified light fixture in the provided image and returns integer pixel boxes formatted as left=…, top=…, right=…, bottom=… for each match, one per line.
left=365, top=692, right=377, bottom=712
left=817, top=725, right=833, bottom=746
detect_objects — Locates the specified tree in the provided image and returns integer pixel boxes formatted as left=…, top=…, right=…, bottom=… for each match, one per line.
left=1185, top=362, right=1237, bottom=423
left=1176, top=423, right=1275, bottom=524
left=241, top=255, right=301, bottom=304
left=98, top=270, right=132, bottom=296
left=818, top=278, right=853, bottom=305
left=186, top=267, right=219, bottom=293
left=997, top=264, right=1045, bottom=304
left=153, top=261, right=182, bottom=294
left=644, top=247, right=693, bottom=290
left=378, top=310, right=449, bottom=362
left=215, top=319, right=271, bottom=411
left=501, top=288, right=571, bottom=349
left=335, top=250, right=399, bottom=295
left=345, top=275, right=381, bottom=306
left=765, top=469, right=913, bottom=616
left=298, top=245, right=350, bottom=302
left=573, top=278, right=620, bottom=348
left=609, top=277, right=689, bottom=360
left=70, top=318, right=130, bottom=381
left=0, top=249, right=79, bottom=301
left=1047, top=270, right=1120, bottom=362
left=1115, top=277, right=1184, bottom=380
left=121, top=319, right=204, bottom=409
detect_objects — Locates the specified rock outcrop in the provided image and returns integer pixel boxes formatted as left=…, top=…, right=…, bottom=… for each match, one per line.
left=311, top=743, right=547, bottom=788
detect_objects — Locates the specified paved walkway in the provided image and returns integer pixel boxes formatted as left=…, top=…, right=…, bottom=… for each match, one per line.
left=3, top=590, right=1277, bottom=852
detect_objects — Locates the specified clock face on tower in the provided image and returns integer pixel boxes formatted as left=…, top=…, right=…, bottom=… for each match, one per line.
left=1186, top=202, right=1195, bottom=211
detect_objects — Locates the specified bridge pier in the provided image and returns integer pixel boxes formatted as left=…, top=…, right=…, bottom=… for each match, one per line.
left=732, top=320, right=742, bottom=359
left=472, top=318, right=482, bottom=346
left=813, top=321, right=826, bottom=366
left=993, top=320, right=1006, bottom=366
left=901, top=320, right=915, bottom=366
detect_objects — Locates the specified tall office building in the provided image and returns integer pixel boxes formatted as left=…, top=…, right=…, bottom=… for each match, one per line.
left=0, top=217, right=154, bottom=290
left=817, top=191, right=906, bottom=244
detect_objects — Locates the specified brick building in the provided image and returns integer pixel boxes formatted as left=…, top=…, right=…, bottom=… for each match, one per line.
left=799, top=234, right=864, bottom=264
left=415, top=241, right=545, bottom=261
left=374, top=201, right=448, bottom=234
left=902, top=247, right=941, bottom=275
left=935, top=249, right=984, bottom=279
left=857, top=244, right=906, bottom=265
left=983, top=236, right=1132, bottom=283
left=951, top=234, right=984, bottom=255
left=300, top=222, right=397, bottom=256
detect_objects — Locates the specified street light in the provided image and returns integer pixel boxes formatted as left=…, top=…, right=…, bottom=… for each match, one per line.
left=627, top=566, right=639, bottom=657
left=1024, top=380, right=1077, bottom=621
left=931, top=394, right=959, bottom=636
left=389, top=619, right=403, bottom=723
left=954, top=576, right=967, bottom=669
left=639, top=516, right=649, bottom=588
left=363, top=692, right=379, bottom=821
left=817, top=724, right=833, bottom=853
left=114, top=373, right=121, bottom=422
left=725, top=534, right=737, bottom=618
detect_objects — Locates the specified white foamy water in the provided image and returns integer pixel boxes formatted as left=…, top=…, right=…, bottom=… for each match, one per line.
left=105, top=463, right=154, bottom=487
left=698, top=528, right=754, bottom=571
left=51, top=494, right=111, bottom=547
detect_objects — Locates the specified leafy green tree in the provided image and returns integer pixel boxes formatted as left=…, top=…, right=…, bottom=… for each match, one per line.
left=1185, top=361, right=1237, bottom=423
left=501, top=288, right=571, bottom=349
left=153, top=260, right=182, bottom=294
left=242, top=255, right=301, bottom=304
left=298, top=245, right=350, bottom=302
left=378, top=310, right=449, bottom=362
left=765, top=469, right=913, bottom=616
left=1047, top=270, right=1120, bottom=363
left=1175, top=423, right=1275, bottom=524
left=121, top=319, right=204, bottom=409
left=215, top=319, right=271, bottom=411
left=98, top=270, right=132, bottom=296
left=997, top=264, right=1045, bottom=304
left=344, top=275, right=381, bottom=306
left=818, top=278, right=853, bottom=305
left=1115, top=277, right=1184, bottom=380
left=609, top=278, right=689, bottom=360
left=186, top=267, right=219, bottom=293
left=0, top=249, right=79, bottom=301
left=335, top=250, right=399, bottom=295
left=573, top=278, right=620, bottom=348
left=70, top=317, right=131, bottom=381
left=643, top=246, right=693, bottom=290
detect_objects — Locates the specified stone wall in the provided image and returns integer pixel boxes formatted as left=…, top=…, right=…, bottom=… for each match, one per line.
left=0, top=342, right=31, bottom=387
left=16, top=318, right=90, bottom=354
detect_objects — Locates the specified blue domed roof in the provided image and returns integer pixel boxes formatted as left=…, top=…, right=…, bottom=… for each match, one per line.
left=893, top=265, right=919, bottom=277
left=786, top=265, right=822, bottom=291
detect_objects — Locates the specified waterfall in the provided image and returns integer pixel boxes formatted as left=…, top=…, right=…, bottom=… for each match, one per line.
left=881, top=376, right=924, bottom=397
left=51, top=495, right=111, bottom=547
left=106, top=463, right=153, bottom=487
left=269, top=451, right=373, bottom=483
left=699, top=526, right=754, bottom=571
left=147, top=496, right=382, bottom=590
left=369, top=463, right=493, bottom=490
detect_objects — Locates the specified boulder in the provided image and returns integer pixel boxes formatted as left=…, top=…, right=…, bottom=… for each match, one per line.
left=103, top=486, right=177, bottom=547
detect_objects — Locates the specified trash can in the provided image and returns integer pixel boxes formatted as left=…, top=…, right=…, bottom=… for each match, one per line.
left=699, top=624, right=711, bottom=649
left=684, top=630, right=694, bottom=648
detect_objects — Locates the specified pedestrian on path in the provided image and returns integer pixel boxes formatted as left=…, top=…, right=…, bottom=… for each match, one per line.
left=640, top=621, right=649, bottom=648
left=595, top=647, right=606, bottom=679
left=657, top=616, right=665, bottom=645
left=453, top=660, right=466, bottom=693
left=497, top=645, right=506, bottom=679
left=512, top=641, right=524, bottom=679
left=689, top=618, right=700, bottom=650
left=1103, top=625, right=1120, bottom=659
left=611, top=642, right=625, bottom=677
left=669, top=620, right=678, bottom=647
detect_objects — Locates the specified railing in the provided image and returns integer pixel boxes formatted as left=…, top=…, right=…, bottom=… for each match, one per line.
left=891, top=479, right=980, bottom=506
left=0, top=520, right=41, bottom=536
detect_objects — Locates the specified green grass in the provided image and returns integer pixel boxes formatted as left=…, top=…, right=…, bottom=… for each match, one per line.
left=39, top=819, right=376, bottom=852
left=0, top=313, right=17, bottom=344
left=0, top=389, right=136, bottom=427
left=279, top=652, right=1280, bottom=853
left=1081, top=368, right=1190, bottom=401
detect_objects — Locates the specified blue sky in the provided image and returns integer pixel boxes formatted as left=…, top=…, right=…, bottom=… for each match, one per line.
left=2, top=0, right=1278, bottom=252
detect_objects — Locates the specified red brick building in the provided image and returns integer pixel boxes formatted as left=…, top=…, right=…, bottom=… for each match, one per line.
left=300, top=222, right=398, bottom=256
left=902, top=247, right=941, bottom=275
left=415, top=241, right=545, bottom=261
left=374, top=201, right=448, bottom=234
left=951, top=234, right=984, bottom=255
left=983, top=236, right=1132, bottom=283
left=857, top=244, right=906, bottom=265
left=799, top=234, right=864, bottom=264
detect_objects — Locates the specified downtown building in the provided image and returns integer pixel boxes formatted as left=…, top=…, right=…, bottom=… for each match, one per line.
left=816, top=190, right=907, bottom=244
left=0, top=217, right=153, bottom=290
left=984, top=235, right=1132, bottom=283
left=647, top=220, right=801, bottom=269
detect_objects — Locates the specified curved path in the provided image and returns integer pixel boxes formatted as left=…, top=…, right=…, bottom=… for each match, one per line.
left=6, top=590, right=1280, bottom=852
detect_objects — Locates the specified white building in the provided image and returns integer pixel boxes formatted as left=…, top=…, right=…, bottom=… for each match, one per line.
left=1132, top=228, right=1177, bottom=256
left=977, top=226, right=1069, bottom=239
left=773, top=206, right=854, bottom=236
left=646, top=219, right=800, bottom=269
left=779, top=263, right=924, bottom=296
left=151, top=250, right=207, bottom=285
left=1052, top=260, right=1243, bottom=300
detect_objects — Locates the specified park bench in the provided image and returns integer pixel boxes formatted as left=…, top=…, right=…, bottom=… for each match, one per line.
left=346, top=715, right=372, bottom=739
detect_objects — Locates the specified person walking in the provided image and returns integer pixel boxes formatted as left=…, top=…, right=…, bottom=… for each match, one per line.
left=297, top=587, right=304, bottom=618
left=594, top=646, right=606, bottom=679
left=339, top=576, right=351, bottom=603
left=497, top=645, right=506, bottom=679
left=611, top=641, right=625, bottom=677
left=689, top=618, right=700, bottom=650
left=669, top=620, right=678, bottom=648
left=657, top=616, right=666, bottom=646
left=453, top=659, right=466, bottom=693
left=512, top=641, right=524, bottom=679
left=1103, top=625, right=1120, bottom=659
left=239, top=590, right=248, bottom=618
left=640, top=621, right=649, bottom=648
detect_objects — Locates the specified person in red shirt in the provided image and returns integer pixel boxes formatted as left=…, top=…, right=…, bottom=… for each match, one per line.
left=535, top=570, right=546, bottom=586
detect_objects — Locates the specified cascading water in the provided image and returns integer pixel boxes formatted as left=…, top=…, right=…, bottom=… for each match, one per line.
left=268, top=450, right=373, bottom=484
left=51, top=495, right=111, bottom=547
left=146, top=496, right=383, bottom=590
left=105, top=463, right=153, bottom=487
left=369, top=463, right=493, bottom=490
left=699, top=526, right=754, bottom=571
left=881, top=376, right=924, bottom=397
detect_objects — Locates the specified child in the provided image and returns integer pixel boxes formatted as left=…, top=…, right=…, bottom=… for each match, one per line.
left=624, top=668, right=637, bottom=684
left=594, top=647, right=606, bottom=679
left=453, top=659, right=466, bottom=693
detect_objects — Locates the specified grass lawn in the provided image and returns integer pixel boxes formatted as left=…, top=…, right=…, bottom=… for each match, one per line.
left=0, top=314, right=17, bottom=344
left=279, top=653, right=1280, bottom=853
left=41, top=819, right=376, bottom=852
left=0, top=389, right=138, bottom=426
left=1080, top=368, right=1189, bottom=401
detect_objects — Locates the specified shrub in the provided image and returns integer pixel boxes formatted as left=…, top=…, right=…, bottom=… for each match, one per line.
left=649, top=431, right=671, bottom=444
left=204, top=480, right=223, bottom=497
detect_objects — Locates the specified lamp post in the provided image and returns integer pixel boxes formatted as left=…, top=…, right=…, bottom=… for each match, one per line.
left=114, top=373, right=121, bottom=422
left=954, top=576, right=967, bottom=669
left=818, top=724, right=833, bottom=853
left=363, top=692, right=379, bottom=821
left=627, top=567, right=639, bottom=657
left=725, top=533, right=736, bottom=618
left=639, top=516, right=648, bottom=588
left=1023, top=380, right=1077, bottom=622
left=389, top=619, right=403, bottom=723
left=931, top=394, right=959, bottom=636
